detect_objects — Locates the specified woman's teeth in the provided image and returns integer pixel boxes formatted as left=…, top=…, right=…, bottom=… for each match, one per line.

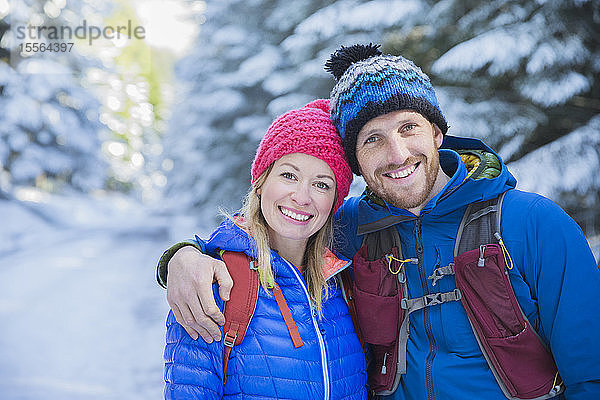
left=280, top=207, right=311, bottom=221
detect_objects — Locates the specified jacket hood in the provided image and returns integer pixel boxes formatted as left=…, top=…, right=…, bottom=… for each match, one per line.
left=357, top=135, right=517, bottom=228
left=204, top=217, right=259, bottom=258
left=204, top=217, right=350, bottom=280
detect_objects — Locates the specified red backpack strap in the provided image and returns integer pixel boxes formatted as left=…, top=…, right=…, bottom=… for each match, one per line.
left=221, top=251, right=260, bottom=384
left=340, top=268, right=365, bottom=350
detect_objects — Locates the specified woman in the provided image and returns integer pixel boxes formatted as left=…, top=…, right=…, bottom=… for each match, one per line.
left=163, top=99, right=367, bottom=399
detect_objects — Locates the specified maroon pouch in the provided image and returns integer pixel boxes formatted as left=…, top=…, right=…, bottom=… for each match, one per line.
left=352, top=244, right=401, bottom=345
left=454, top=244, right=559, bottom=399
left=353, top=244, right=404, bottom=393
left=367, top=343, right=398, bottom=392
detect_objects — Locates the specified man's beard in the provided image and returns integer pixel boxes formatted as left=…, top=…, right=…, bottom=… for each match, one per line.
left=366, top=152, right=441, bottom=210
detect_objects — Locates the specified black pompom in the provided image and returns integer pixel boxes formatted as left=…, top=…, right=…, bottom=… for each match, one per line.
left=324, top=43, right=382, bottom=80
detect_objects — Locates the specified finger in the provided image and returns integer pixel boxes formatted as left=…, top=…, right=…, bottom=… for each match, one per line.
left=214, top=260, right=234, bottom=302
left=196, top=285, right=226, bottom=328
left=195, top=325, right=215, bottom=344
left=171, top=304, right=200, bottom=340
left=183, top=325, right=200, bottom=341
left=189, top=312, right=221, bottom=343
left=196, top=261, right=231, bottom=341
left=179, top=303, right=211, bottom=343
left=187, top=294, right=223, bottom=341
left=171, top=303, right=185, bottom=326
left=197, top=311, right=223, bottom=342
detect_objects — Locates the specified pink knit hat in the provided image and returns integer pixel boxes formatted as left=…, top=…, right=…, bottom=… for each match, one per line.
left=251, top=99, right=352, bottom=211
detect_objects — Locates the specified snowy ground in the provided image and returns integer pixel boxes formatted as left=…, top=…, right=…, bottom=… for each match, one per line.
left=0, top=191, right=202, bottom=400
left=1, top=190, right=597, bottom=400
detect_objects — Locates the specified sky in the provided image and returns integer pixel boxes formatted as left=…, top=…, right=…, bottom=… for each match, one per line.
left=133, top=0, right=200, bottom=56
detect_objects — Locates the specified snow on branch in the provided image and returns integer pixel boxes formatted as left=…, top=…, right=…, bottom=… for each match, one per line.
left=432, top=19, right=542, bottom=76
left=509, top=114, right=600, bottom=198
left=519, top=71, right=590, bottom=107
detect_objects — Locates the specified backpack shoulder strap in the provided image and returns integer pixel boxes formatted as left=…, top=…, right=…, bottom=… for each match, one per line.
left=220, top=251, right=260, bottom=384
left=454, top=191, right=508, bottom=256
left=339, top=268, right=365, bottom=349
left=362, top=223, right=404, bottom=261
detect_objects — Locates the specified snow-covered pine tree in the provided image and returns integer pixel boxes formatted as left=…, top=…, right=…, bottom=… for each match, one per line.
left=164, top=0, right=598, bottom=234
left=163, top=0, right=429, bottom=223
left=427, top=0, right=600, bottom=230
left=163, top=0, right=340, bottom=223
left=0, top=0, right=107, bottom=197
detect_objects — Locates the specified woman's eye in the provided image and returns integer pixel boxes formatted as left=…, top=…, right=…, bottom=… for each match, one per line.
left=281, top=172, right=296, bottom=180
left=314, top=181, right=330, bottom=190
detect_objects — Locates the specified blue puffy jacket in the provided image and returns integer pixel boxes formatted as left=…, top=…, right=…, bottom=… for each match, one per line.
left=333, top=136, right=600, bottom=400
left=164, top=218, right=367, bottom=399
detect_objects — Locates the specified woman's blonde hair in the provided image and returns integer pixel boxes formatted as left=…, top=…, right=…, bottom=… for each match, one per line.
left=236, top=165, right=336, bottom=315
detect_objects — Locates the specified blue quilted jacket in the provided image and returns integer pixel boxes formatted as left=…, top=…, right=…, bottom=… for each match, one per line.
left=164, top=218, right=368, bottom=399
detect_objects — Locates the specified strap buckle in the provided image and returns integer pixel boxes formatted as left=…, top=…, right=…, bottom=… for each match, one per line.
left=223, top=331, right=237, bottom=347
left=400, top=289, right=462, bottom=312
left=397, top=270, right=406, bottom=283
left=400, top=297, right=408, bottom=310
left=427, top=263, right=455, bottom=286
left=424, top=293, right=444, bottom=307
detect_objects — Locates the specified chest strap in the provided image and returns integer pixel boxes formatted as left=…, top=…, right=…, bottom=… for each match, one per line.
left=401, top=289, right=462, bottom=313
left=396, top=288, right=462, bottom=376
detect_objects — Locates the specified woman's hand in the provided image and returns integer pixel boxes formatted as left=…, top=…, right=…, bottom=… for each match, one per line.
left=166, top=246, right=233, bottom=342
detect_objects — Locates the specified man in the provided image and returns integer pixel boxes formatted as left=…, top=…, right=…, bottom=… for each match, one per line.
left=158, top=44, right=600, bottom=399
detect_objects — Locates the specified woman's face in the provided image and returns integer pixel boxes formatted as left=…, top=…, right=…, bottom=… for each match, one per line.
left=258, top=153, right=336, bottom=253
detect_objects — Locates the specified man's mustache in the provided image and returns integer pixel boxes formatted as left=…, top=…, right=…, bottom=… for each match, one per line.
left=375, top=156, right=424, bottom=176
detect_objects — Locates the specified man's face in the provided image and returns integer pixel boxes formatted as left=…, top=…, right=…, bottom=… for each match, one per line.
left=355, top=110, right=444, bottom=213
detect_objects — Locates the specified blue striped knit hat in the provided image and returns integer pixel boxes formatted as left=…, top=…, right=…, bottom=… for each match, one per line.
left=325, top=43, right=448, bottom=175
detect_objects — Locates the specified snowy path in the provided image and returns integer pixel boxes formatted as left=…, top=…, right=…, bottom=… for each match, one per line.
left=0, top=195, right=193, bottom=400
left=1, top=193, right=596, bottom=400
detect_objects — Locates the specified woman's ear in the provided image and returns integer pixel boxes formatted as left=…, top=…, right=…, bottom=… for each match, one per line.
left=256, top=188, right=262, bottom=196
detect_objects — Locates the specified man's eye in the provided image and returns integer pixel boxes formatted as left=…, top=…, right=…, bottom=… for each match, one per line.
left=364, top=136, right=378, bottom=144
left=401, top=123, right=417, bottom=132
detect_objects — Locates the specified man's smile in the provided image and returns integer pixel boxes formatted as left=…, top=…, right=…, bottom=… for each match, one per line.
left=383, top=162, right=419, bottom=179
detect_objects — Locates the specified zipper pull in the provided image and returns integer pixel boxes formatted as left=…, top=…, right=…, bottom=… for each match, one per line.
left=495, top=232, right=515, bottom=270
left=381, top=352, right=388, bottom=374
left=478, top=245, right=486, bottom=267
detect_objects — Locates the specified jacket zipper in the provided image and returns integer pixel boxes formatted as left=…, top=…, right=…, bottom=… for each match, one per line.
left=415, top=218, right=437, bottom=400
left=285, top=259, right=330, bottom=400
